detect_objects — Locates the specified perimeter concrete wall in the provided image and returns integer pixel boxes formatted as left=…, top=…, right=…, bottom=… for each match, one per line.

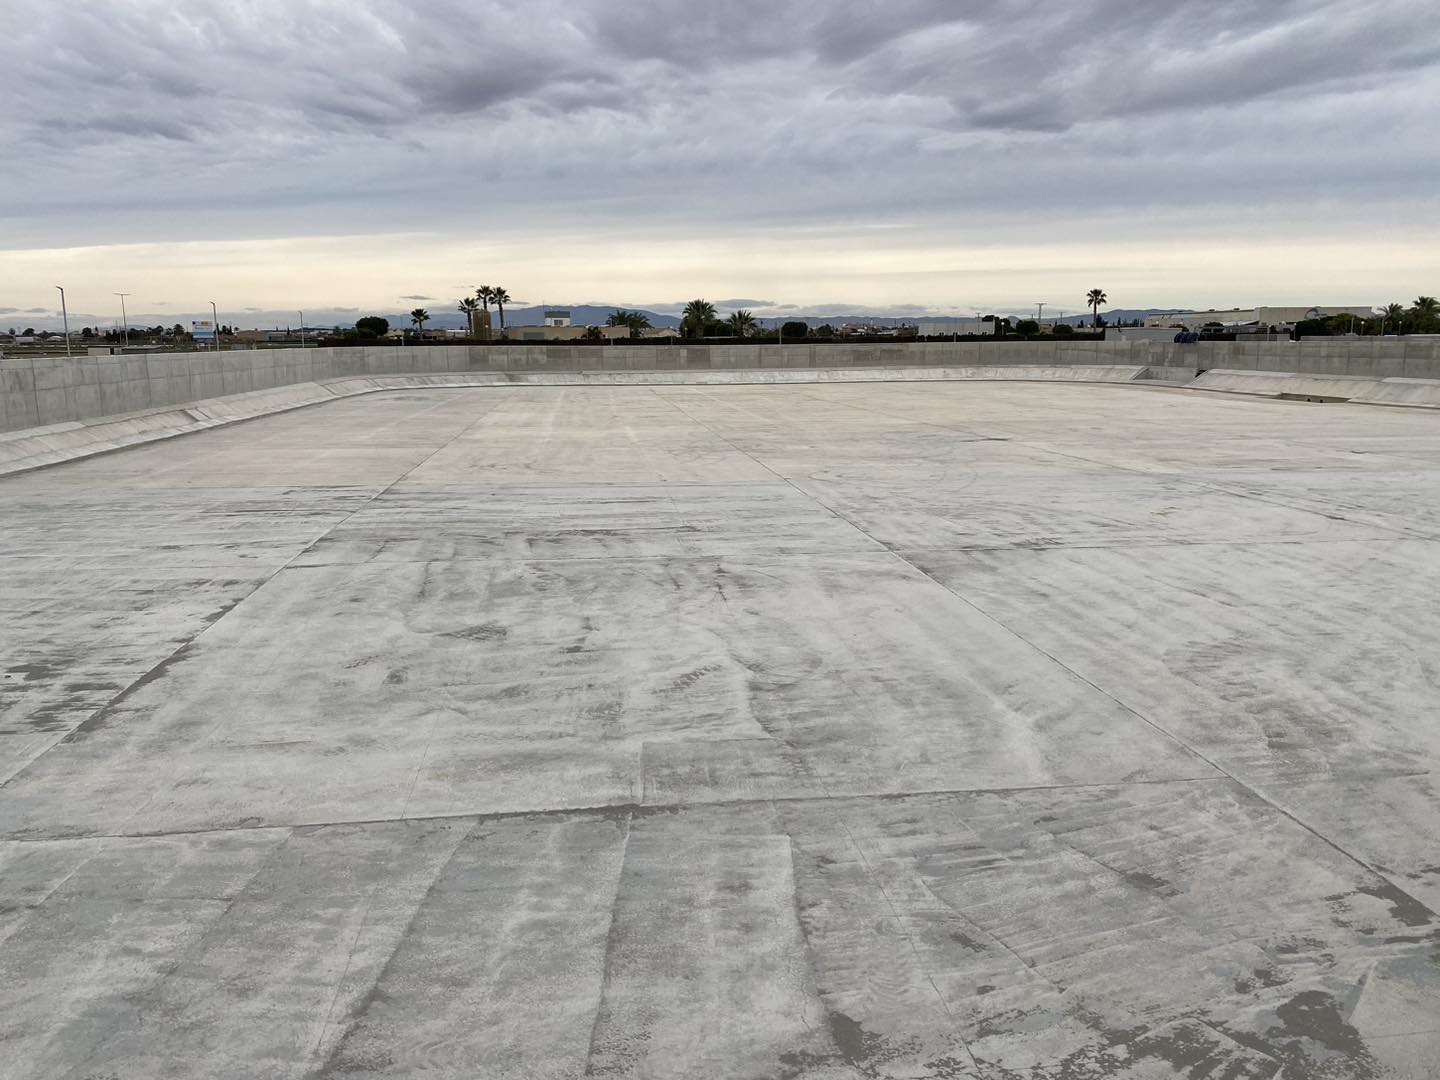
left=4, top=338, right=1439, bottom=433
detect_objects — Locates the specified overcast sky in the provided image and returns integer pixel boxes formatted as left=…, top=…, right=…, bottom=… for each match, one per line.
left=4, top=0, right=1438, bottom=327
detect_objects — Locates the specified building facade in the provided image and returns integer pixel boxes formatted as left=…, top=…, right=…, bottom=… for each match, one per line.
left=1144, top=306, right=1375, bottom=329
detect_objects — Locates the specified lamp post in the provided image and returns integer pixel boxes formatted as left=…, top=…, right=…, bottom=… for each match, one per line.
left=114, top=292, right=131, bottom=347
left=210, top=301, right=220, bottom=350
left=298, top=311, right=306, bottom=349
left=55, top=286, right=71, bottom=357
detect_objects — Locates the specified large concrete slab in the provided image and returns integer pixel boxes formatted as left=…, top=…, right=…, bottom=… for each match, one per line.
left=1, top=382, right=1438, bottom=1078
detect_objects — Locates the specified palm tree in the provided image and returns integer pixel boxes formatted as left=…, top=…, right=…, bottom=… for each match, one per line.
left=492, top=287, right=511, bottom=331
left=682, top=299, right=716, bottom=339
left=410, top=308, right=430, bottom=337
left=1383, top=302, right=1406, bottom=335
left=475, top=286, right=494, bottom=339
left=458, top=297, right=480, bottom=337
left=727, top=309, right=757, bottom=338
left=1411, top=296, right=1439, bottom=333
left=1086, top=288, right=1108, bottom=327
left=607, top=309, right=652, bottom=339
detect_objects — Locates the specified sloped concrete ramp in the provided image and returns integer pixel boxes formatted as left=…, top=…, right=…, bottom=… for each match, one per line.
left=2, top=381, right=1439, bottom=1078
left=1189, top=367, right=1440, bottom=407
left=0, top=364, right=1154, bottom=477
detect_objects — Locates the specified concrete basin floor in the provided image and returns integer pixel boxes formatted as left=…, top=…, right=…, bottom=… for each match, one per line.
left=2, top=383, right=1439, bottom=1078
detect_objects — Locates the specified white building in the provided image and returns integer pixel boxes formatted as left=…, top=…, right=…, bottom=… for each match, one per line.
left=505, top=324, right=628, bottom=342
left=1144, top=306, right=1374, bottom=329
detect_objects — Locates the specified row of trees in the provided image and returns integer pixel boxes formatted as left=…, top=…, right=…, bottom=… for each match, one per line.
left=601, top=301, right=766, bottom=340
left=1378, top=296, right=1438, bottom=334
left=373, top=287, right=521, bottom=343
left=366, top=289, right=1439, bottom=344
left=681, top=300, right=765, bottom=338
left=670, top=297, right=1114, bottom=341
left=1293, top=296, right=1438, bottom=338
left=6, top=324, right=237, bottom=342
left=353, top=288, right=512, bottom=342
left=7, top=324, right=236, bottom=339
left=456, top=285, right=512, bottom=337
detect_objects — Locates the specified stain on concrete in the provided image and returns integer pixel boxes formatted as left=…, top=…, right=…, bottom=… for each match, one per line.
left=1356, top=881, right=1435, bottom=928
left=1118, top=868, right=1177, bottom=896
left=61, top=642, right=202, bottom=741
left=1266, top=989, right=1379, bottom=1076
left=442, top=622, right=508, bottom=642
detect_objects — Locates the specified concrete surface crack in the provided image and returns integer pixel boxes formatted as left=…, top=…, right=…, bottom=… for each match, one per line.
left=307, top=816, right=479, bottom=1078
left=581, top=810, right=634, bottom=1077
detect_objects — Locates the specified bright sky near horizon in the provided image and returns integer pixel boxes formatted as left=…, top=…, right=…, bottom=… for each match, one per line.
left=4, top=0, right=1438, bottom=327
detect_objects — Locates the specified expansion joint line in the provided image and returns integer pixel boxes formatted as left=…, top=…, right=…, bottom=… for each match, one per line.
left=0, top=395, right=498, bottom=795
left=581, top=811, right=634, bottom=1077
left=852, top=507, right=1440, bottom=928
left=652, top=384, right=1440, bottom=926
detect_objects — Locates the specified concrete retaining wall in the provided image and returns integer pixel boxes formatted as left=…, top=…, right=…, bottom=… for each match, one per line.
left=3, top=338, right=1438, bottom=434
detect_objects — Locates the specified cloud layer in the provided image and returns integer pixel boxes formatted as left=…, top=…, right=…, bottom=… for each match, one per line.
left=4, top=0, right=1437, bottom=317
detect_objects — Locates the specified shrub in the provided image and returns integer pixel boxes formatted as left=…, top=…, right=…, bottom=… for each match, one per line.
left=355, top=316, right=391, bottom=339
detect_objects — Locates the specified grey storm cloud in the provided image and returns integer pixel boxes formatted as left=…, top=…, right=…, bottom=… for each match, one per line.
left=1, top=0, right=1438, bottom=251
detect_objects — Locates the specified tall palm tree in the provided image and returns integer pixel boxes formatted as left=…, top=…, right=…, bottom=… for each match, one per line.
left=458, top=297, right=480, bottom=337
left=727, top=309, right=757, bottom=338
left=682, top=299, right=716, bottom=338
left=492, top=287, right=511, bottom=331
left=1086, top=288, right=1108, bottom=327
left=410, top=308, right=430, bottom=337
left=1411, top=296, right=1439, bottom=333
left=475, top=286, right=494, bottom=339
left=1383, top=302, right=1406, bottom=335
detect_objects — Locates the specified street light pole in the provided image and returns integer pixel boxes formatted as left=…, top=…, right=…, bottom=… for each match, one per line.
left=298, top=311, right=306, bottom=349
left=55, top=286, right=71, bottom=357
left=114, top=293, right=131, bottom=347
left=210, top=301, right=220, bottom=350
